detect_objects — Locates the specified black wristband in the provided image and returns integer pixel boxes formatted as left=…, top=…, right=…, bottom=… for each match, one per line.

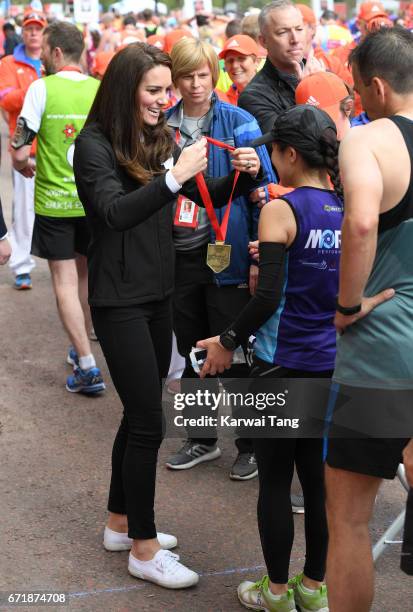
left=336, top=301, right=362, bottom=316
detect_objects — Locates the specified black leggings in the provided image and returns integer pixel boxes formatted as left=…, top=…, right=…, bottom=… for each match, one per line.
left=91, top=299, right=172, bottom=540
left=251, top=360, right=331, bottom=584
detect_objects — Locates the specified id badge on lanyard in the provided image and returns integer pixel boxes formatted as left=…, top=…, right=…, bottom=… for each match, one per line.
left=174, top=195, right=199, bottom=228
left=173, top=128, right=199, bottom=228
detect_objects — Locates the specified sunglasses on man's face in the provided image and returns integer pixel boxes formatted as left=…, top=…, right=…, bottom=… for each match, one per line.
left=23, top=13, right=44, bottom=24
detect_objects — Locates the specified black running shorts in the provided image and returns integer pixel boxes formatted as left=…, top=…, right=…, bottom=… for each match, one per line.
left=31, top=214, right=90, bottom=260
left=325, top=382, right=410, bottom=479
left=327, top=437, right=409, bottom=479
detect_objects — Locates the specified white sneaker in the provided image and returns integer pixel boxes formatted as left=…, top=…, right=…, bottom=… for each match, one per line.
left=128, top=549, right=199, bottom=589
left=103, top=527, right=177, bottom=551
left=291, top=494, right=305, bottom=514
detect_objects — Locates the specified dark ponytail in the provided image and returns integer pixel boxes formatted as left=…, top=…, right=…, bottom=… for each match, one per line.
left=320, top=128, right=343, bottom=200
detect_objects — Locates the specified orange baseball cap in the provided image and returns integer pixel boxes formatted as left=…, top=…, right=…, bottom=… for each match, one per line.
left=147, top=34, right=165, bottom=51
left=218, top=34, right=260, bottom=59
left=357, top=2, right=387, bottom=22
left=164, top=29, right=194, bottom=54
left=295, top=72, right=349, bottom=126
left=22, top=10, right=47, bottom=28
left=296, top=4, right=317, bottom=26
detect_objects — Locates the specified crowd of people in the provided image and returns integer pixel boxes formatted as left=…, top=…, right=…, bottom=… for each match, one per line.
left=1, top=1, right=413, bottom=611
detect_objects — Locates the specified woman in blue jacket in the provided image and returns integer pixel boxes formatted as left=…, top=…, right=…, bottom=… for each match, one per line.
left=165, top=37, right=274, bottom=479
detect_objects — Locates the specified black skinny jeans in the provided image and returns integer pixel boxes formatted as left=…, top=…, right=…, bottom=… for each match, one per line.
left=251, top=360, right=331, bottom=584
left=92, top=298, right=172, bottom=540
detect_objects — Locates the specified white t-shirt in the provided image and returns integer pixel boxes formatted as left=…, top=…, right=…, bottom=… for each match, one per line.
left=21, top=72, right=90, bottom=133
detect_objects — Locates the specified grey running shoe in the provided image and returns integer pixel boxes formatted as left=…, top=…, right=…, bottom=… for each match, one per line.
left=291, top=493, right=305, bottom=514
left=230, top=452, right=258, bottom=480
left=165, top=440, right=221, bottom=470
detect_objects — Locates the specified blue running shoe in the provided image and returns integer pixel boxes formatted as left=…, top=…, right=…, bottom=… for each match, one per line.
left=66, top=347, right=79, bottom=367
left=66, top=366, right=106, bottom=394
left=14, top=273, right=32, bottom=290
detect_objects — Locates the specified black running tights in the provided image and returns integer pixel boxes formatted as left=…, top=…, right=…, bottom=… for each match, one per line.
left=252, top=361, right=330, bottom=584
left=255, top=437, right=327, bottom=584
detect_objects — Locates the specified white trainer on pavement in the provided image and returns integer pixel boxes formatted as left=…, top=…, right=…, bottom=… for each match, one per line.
left=128, top=549, right=199, bottom=589
left=291, top=494, right=305, bottom=514
left=103, top=527, right=177, bottom=551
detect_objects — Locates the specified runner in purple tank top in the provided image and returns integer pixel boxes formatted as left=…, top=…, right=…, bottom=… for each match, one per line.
left=198, top=105, right=343, bottom=612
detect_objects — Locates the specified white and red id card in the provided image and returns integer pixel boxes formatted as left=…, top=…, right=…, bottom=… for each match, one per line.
left=174, top=195, right=199, bottom=228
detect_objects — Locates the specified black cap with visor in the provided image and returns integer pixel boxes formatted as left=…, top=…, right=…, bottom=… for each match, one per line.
left=251, top=105, right=337, bottom=150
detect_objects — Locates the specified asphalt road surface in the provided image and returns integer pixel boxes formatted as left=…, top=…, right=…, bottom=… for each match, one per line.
left=0, top=124, right=411, bottom=611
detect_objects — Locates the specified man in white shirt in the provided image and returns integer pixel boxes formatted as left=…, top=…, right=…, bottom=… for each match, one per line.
left=11, top=21, right=104, bottom=395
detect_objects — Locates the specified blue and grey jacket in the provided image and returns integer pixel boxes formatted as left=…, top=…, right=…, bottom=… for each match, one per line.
left=12, top=43, right=42, bottom=76
left=351, top=112, right=370, bottom=127
left=166, top=92, right=275, bottom=286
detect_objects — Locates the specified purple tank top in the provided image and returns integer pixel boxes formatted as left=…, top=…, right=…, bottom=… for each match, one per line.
left=254, top=187, right=343, bottom=371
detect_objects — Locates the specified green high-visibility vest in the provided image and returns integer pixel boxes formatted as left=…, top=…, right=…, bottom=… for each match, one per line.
left=35, top=74, right=99, bottom=217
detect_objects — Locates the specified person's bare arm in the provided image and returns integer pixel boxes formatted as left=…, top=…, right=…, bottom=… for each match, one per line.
left=11, top=143, right=35, bottom=177
left=335, top=128, right=394, bottom=333
left=403, top=439, right=413, bottom=486
left=0, top=237, right=11, bottom=264
left=339, top=128, right=382, bottom=304
left=10, top=103, right=39, bottom=177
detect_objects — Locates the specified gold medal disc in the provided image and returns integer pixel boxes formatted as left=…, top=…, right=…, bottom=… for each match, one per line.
left=206, top=241, right=232, bottom=273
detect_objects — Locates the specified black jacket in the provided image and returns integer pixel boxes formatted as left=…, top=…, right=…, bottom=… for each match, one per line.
left=74, top=123, right=260, bottom=307
left=238, top=59, right=298, bottom=137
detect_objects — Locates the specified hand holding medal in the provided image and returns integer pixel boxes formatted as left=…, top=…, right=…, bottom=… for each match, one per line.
left=170, top=138, right=208, bottom=185
left=230, top=147, right=260, bottom=177
left=193, top=140, right=260, bottom=274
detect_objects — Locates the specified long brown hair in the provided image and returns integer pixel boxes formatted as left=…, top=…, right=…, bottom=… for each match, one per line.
left=86, top=43, right=174, bottom=184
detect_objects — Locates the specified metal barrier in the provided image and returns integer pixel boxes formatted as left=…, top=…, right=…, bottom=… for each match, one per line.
left=373, top=465, right=409, bottom=562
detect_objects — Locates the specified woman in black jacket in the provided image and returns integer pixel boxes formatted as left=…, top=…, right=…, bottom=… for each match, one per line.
left=73, top=43, right=260, bottom=589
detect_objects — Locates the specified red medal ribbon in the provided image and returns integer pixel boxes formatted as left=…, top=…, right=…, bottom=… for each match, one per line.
left=196, top=136, right=240, bottom=242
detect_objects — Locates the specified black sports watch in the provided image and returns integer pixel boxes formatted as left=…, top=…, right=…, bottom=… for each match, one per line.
left=219, top=330, right=238, bottom=351
left=336, top=301, right=362, bottom=316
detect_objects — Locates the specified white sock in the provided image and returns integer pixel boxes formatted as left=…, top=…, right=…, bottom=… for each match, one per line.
left=266, top=588, right=287, bottom=601
left=300, top=582, right=318, bottom=594
left=79, top=354, right=96, bottom=370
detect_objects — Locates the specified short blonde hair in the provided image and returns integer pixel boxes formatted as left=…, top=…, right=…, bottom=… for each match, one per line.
left=241, top=14, right=260, bottom=42
left=171, top=38, right=219, bottom=88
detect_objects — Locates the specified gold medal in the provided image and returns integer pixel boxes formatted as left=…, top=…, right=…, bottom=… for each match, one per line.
left=206, top=241, right=232, bottom=273
left=193, top=139, right=239, bottom=275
